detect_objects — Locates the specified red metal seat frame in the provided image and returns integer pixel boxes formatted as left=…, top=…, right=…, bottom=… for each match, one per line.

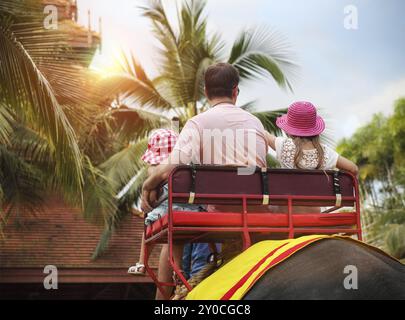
left=143, top=166, right=362, bottom=299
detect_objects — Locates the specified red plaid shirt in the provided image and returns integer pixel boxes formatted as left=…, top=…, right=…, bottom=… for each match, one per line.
left=141, top=129, right=178, bottom=165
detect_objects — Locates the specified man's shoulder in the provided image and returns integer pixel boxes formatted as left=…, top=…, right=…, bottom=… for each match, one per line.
left=186, top=108, right=217, bottom=125
left=187, top=106, right=265, bottom=130
left=238, top=108, right=265, bottom=129
left=195, top=105, right=262, bottom=119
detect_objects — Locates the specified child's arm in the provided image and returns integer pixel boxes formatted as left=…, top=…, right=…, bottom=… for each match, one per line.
left=336, top=156, right=359, bottom=176
left=264, top=131, right=277, bottom=151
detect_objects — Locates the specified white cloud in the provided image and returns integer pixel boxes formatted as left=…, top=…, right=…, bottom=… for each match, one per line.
left=339, top=77, right=405, bottom=137
left=76, top=0, right=404, bottom=143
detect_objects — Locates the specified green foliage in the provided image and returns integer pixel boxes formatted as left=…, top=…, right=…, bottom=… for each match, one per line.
left=229, top=27, right=295, bottom=90
left=89, top=0, right=298, bottom=258
left=253, top=109, right=286, bottom=135
left=0, top=0, right=118, bottom=251
left=338, top=98, right=405, bottom=258
left=0, top=145, right=45, bottom=234
left=1, top=0, right=297, bottom=258
left=107, top=0, right=296, bottom=120
left=385, top=225, right=405, bottom=260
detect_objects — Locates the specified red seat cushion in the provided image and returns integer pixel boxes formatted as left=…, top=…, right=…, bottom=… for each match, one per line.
left=146, top=211, right=357, bottom=238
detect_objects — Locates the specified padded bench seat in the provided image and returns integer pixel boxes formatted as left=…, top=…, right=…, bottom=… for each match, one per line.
left=143, top=166, right=362, bottom=299
left=146, top=211, right=357, bottom=238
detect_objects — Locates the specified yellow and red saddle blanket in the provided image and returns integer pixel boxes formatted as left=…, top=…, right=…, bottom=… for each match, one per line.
left=186, top=235, right=353, bottom=300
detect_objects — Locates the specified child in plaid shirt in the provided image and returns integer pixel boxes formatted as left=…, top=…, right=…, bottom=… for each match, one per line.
left=128, top=129, right=209, bottom=277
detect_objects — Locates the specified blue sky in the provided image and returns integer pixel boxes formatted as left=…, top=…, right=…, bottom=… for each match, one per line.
left=77, top=0, right=405, bottom=142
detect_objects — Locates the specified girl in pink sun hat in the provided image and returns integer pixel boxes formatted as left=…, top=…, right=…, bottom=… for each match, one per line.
left=264, top=101, right=358, bottom=173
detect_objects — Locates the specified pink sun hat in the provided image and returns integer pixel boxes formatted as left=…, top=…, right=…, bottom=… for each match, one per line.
left=141, top=129, right=178, bottom=165
left=276, top=101, right=325, bottom=137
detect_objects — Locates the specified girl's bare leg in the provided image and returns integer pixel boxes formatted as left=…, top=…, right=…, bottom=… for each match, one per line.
left=155, top=244, right=184, bottom=300
left=139, top=235, right=145, bottom=264
left=155, top=245, right=171, bottom=300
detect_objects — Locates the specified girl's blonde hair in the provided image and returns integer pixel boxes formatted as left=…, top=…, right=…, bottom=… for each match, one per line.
left=291, top=135, right=325, bottom=169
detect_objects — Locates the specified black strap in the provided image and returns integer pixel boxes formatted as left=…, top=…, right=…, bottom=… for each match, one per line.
left=188, top=164, right=197, bottom=204
left=333, top=170, right=342, bottom=206
left=261, top=167, right=269, bottom=205
left=333, top=171, right=341, bottom=195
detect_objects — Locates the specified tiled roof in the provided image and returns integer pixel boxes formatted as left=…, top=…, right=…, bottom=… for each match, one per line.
left=0, top=197, right=161, bottom=272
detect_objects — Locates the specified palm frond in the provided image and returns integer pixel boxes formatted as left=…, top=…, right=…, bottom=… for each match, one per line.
left=119, top=51, right=151, bottom=83
left=99, top=138, right=148, bottom=192
left=11, top=124, right=52, bottom=166
left=178, top=0, right=207, bottom=41
left=177, top=1, right=224, bottom=109
left=0, top=103, right=13, bottom=144
left=385, top=224, right=405, bottom=259
left=229, top=27, right=297, bottom=91
left=140, top=0, right=214, bottom=108
left=139, top=0, right=184, bottom=80
left=12, top=22, right=101, bottom=107
left=64, top=158, right=119, bottom=261
left=0, top=16, right=83, bottom=195
left=91, top=224, right=114, bottom=260
left=79, top=108, right=119, bottom=164
left=91, top=163, right=149, bottom=260
left=140, top=0, right=178, bottom=44
left=190, top=57, right=214, bottom=105
left=239, top=100, right=259, bottom=112
left=117, top=166, right=148, bottom=207
left=111, top=107, right=170, bottom=141
left=0, top=145, right=45, bottom=228
left=91, top=165, right=148, bottom=260
left=80, top=105, right=167, bottom=163
left=100, top=73, right=173, bottom=111
left=252, top=109, right=286, bottom=135
left=79, top=157, right=118, bottom=226
left=266, top=153, right=280, bottom=168
left=0, top=0, right=39, bottom=19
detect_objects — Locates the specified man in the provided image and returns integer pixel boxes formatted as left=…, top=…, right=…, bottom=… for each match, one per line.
left=142, top=63, right=268, bottom=299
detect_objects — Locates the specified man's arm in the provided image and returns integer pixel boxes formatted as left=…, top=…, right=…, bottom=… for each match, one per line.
left=141, top=162, right=176, bottom=213
left=141, top=147, right=193, bottom=212
left=264, top=130, right=277, bottom=151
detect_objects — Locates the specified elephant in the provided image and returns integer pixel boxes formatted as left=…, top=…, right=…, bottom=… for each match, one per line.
left=244, top=238, right=405, bottom=300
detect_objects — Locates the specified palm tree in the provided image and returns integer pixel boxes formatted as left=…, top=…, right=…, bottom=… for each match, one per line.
left=89, top=0, right=298, bottom=256
left=100, top=0, right=296, bottom=200
left=338, top=98, right=405, bottom=259
left=103, top=0, right=295, bottom=120
left=1, top=0, right=297, bottom=257
left=0, top=0, right=84, bottom=194
left=0, top=0, right=117, bottom=236
left=91, top=0, right=297, bottom=255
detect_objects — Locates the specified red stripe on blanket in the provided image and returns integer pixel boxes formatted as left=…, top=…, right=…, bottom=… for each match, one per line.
left=221, top=242, right=289, bottom=300
left=221, top=237, right=323, bottom=300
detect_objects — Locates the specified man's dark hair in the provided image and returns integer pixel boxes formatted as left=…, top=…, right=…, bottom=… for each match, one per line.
left=204, top=63, right=240, bottom=100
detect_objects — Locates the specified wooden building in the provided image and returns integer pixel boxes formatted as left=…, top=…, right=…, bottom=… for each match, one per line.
left=0, top=0, right=160, bottom=300
left=0, top=197, right=160, bottom=299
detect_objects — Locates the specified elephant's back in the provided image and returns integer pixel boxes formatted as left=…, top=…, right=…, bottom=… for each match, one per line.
left=244, top=238, right=405, bottom=300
